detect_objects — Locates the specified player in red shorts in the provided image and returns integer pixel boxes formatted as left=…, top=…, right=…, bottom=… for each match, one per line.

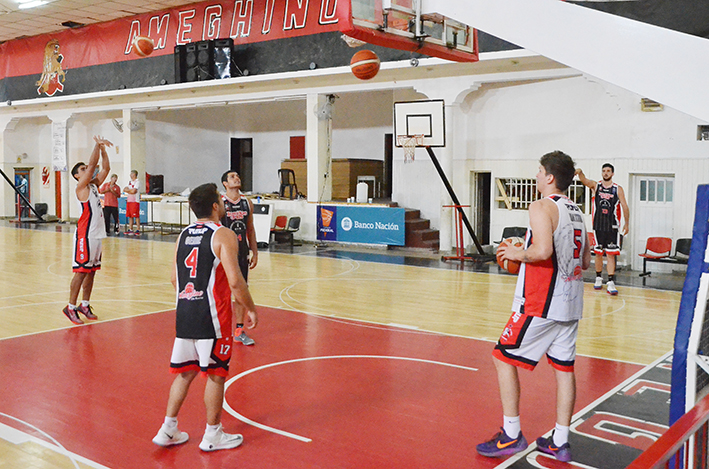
left=63, top=136, right=113, bottom=325
left=152, top=183, right=258, bottom=452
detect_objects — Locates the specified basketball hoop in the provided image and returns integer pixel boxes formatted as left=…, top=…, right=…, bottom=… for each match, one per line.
left=397, top=134, right=424, bottom=164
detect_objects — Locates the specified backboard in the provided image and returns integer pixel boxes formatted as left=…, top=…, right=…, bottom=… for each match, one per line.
left=394, top=99, right=445, bottom=147
left=338, top=0, right=478, bottom=63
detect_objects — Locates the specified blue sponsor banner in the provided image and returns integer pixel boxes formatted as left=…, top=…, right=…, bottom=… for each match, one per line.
left=118, top=198, right=148, bottom=224
left=317, top=205, right=405, bottom=246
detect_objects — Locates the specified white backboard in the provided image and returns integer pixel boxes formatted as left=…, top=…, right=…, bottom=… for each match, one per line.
left=393, top=99, right=446, bottom=147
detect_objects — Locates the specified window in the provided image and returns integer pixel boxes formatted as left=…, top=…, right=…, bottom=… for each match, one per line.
left=496, top=178, right=587, bottom=212
left=639, top=176, right=674, bottom=203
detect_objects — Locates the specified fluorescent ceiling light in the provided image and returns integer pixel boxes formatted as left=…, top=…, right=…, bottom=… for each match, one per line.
left=18, top=1, right=47, bottom=9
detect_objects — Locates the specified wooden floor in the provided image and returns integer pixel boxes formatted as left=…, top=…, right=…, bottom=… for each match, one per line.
left=0, top=224, right=681, bottom=467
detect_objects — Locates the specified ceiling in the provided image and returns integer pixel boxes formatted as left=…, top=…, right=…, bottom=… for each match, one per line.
left=0, top=0, right=200, bottom=43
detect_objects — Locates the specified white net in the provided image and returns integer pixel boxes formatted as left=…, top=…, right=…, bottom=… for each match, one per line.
left=397, top=135, right=424, bottom=164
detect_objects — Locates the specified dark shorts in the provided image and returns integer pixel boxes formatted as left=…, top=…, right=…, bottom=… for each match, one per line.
left=593, top=230, right=621, bottom=256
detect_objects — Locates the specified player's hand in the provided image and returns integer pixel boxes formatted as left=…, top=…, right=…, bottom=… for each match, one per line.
left=245, top=310, right=258, bottom=329
left=622, top=225, right=629, bottom=236
left=497, top=244, right=523, bottom=261
left=93, top=135, right=113, bottom=147
left=574, top=168, right=582, bottom=176
left=249, top=251, right=258, bottom=269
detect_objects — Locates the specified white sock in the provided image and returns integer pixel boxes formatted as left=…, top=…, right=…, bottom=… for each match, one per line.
left=68, top=303, right=76, bottom=310
left=503, top=415, right=521, bottom=438
left=553, top=424, right=570, bottom=446
left=164, top=416, right=177, bottom=428
left=81, top=300, right=89, bottom=307
left=205, top=423, right=221, bottom=435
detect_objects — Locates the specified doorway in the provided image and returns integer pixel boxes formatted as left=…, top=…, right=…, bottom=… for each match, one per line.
left=230, top=138, right=253, bottom=192
left=470, top=171, right=491, bottom=245
left=14, top=168, right=32, bottom=218
left=630, top=174, right=675, bottom=270
left=383, top=133, right=393, bottom=199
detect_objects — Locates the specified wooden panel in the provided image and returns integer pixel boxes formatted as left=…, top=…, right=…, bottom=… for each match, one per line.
left=280, top=159, right=383, bottom=200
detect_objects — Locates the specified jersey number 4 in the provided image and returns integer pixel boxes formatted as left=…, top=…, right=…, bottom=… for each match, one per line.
left=185, top=247, right=199, bottom=278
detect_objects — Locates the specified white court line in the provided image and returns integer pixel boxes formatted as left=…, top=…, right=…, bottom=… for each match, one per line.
left=223, top=354, right=478, bottom=443
left=495, top=351, right=673, bottom=468
left=0, top=414, right=111, bottom=469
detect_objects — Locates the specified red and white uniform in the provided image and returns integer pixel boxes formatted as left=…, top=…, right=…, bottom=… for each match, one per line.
left=494, top=194, right=587, bottom=372
left=170, top=221, right=233, bottom=376
left=72, top=183, right=105, bottom=272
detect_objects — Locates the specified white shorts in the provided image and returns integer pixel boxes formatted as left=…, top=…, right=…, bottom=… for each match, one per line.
left=72, top=236, right=102, bottom=272
left=169, top=337, right=232, bottom=377
left=493, top=312, right=578, bottom=372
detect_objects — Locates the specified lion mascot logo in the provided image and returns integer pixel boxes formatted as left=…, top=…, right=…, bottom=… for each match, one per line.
left=36, top=39, right=66, bottom=96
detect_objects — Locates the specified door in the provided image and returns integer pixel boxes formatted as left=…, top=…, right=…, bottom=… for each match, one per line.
left=14, top=168, right=31, bottom=218
left=383, top=133, right=393, bottom=199
left=230, top=138, right=253, bottom=192
left=470, top=171, right=491, bottom=245
left=631, top=174, right=675, bottom=270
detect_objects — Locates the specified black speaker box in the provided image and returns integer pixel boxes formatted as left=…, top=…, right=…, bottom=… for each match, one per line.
left=35, top=203, right=48, bottom=217
left=174, top=41, right=214, bottom=83
left=148, top=175, right=164, bottom=195
left=214, top=38, right=237, bottom=79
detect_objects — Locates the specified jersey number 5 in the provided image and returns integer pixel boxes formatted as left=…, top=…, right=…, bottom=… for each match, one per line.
left=185, top=247, right=199, bottom=278
left=573, top=229, right=583, bottom=259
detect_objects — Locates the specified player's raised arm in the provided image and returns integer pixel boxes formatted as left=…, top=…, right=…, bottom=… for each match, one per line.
left=93, top=137, right=113, bottom=186
left=574, top=168, right=596, bottom=191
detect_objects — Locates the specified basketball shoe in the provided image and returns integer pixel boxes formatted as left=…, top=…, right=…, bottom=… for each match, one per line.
left=152, top=424, right=189, bottom=447
left=536, top=434, right=572, bottom=462
left=234, top=328, right=255, bottom=346
left=199, top=424, right=243, bottom=452
left=62, top=306, right=84, bottom=325
left=78, top=304, right=98, bottom=320
left=594, top=277, right=603, bottom=290
left=476, top=428, right=528, bottom=458
left=607, top=280, right=618, bottom=296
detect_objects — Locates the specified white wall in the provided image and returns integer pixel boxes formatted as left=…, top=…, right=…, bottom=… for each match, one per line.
left=456, top=75, right=709, bottom=262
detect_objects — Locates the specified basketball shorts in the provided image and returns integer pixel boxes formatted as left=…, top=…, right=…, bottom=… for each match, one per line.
left=493, top=311, right=578, bottom=372
left=126, top=201, right=140, bottom=218
left=169, top=337, right=233, bottom=377
left=593, top=230, right=621, bottom=256
left=72, top=235, right=102, bottom=273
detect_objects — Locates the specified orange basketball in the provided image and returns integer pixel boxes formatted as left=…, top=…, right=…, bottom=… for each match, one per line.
left=133, top=36, right=155, bottom=57
left=350, top=50, right=380, bottom=80
left=497, top=237, right=525, bottom=274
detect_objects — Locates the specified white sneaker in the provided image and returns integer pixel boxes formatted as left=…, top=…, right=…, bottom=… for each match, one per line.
left=607, top=280, right=618, bottom=296
left=152, top=424, right=189, bottom=447
left=594, top=277, right=603, bottom=290
left=199, top=424, right=244, bottom=452
left=234, top=330, right=255, bottom=346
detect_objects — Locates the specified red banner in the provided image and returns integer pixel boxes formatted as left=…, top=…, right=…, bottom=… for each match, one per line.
left=0, top=0, right=341, bottom=79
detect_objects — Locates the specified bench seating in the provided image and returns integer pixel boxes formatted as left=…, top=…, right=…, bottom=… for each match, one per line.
left=639, top=237, right=691, bottom=277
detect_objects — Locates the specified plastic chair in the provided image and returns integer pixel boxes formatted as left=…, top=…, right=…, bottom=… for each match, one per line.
left=269, top=215, right=288, bottom=244
left=272, top=216, right=300, bottom=247
left=278, top=169, right=298, bottom=200
left=496, top=226, right=527, bottom=243
left=639, top=237, right=672, bottom=277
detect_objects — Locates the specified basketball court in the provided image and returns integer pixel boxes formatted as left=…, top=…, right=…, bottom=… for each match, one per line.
left=0, top=221, right=682, bottom=468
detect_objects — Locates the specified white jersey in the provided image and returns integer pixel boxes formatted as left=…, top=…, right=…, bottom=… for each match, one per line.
left=127, top=178, right=140, bottom=202
left=76, top=183, right=106, bottom=240
left=512, top=194, right=586, bottom=321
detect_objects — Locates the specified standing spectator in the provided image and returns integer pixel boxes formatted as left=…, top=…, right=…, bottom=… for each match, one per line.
left=124, top=169, right=141, bottom=235
left=100, top=174, right=120, bottom=234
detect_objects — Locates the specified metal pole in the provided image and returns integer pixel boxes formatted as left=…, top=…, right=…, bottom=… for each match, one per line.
left=0, top=168, right=44, bottom=221
left=425, top=146, right=484, bottom=255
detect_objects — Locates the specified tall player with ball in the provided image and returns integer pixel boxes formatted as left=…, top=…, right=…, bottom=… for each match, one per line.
left=477, top=151, right=591, bottom=463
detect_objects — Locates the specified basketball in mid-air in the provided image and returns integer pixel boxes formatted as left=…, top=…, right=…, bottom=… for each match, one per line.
left=350, top=50, right=380, bottom=80
left=133, top=36, right=155, bottom=57
left=497, top=237, right=525, bottom=274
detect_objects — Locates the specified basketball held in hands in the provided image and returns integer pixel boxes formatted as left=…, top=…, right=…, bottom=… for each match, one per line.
left=497, top=237, right=525, bottom=274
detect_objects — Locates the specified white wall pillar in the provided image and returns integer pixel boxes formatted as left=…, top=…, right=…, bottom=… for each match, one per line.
left=0, top=117, right=17, bottom=217
left=306, top=93, right=333, bottom=203
left=122, top=109, right=147, bottom=193
left=47, top=112, right=73, bottom=221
